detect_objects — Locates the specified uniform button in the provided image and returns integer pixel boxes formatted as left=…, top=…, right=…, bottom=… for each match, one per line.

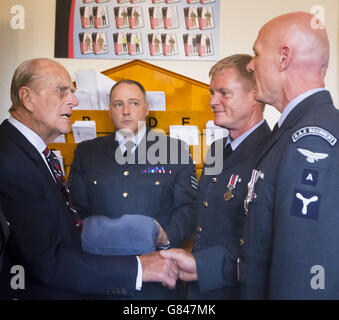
left=93, top=180, right=97, bottom=185
left=124, top=171, right=130, bottom=176
left=203, top=201, right=208, bottom=207
left=197, top=226, right=202, bottom=233
left=240, top=238, right=244, bottom=246
left=123, top=192, right=129, bottom=198
left=212, top=177, right=217, bottom=183
left=155, top=181, right=160, bottom=185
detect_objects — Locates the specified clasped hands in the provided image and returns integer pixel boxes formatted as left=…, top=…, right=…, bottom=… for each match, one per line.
left=139, top=221, right=198, bottom=289
left=139, top=220, right=196, bottom=288
left=139, top=248, right=197, bottom=289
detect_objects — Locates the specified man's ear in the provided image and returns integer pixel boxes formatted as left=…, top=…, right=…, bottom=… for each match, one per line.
left=18, top=86, right=35, bottom=112
left=279, top=46, right=292, bottom=72
left=248, top=87, right=258, bottom=107
left=145, top=101, right=150, bottom=117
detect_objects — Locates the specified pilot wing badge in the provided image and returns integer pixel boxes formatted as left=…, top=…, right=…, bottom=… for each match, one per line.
left=297, top=148, right=328, bottom=163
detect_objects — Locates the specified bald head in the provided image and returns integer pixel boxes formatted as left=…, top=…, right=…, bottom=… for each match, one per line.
left=247, top=11, right=330, bottom=110
left=261, top=12, right=329, bottom=73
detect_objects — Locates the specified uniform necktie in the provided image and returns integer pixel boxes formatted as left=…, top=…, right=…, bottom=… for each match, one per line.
left=224, top=143, right=233, bottom=158
left=123, top=140, right=135, bottom=163
left=271, top=123, right=279, bottom=136
left=43, top=148, right=82, bottom=231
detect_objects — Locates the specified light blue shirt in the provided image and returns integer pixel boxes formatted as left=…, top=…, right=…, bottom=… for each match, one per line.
left=277, top=88, right=326, bottom=128
left=226, top=119, right=265, bottom=151
left=115, top=125, right=147, bottom=154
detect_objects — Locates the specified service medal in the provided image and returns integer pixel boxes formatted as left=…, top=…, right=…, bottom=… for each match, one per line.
left=224, top=174, right=240, bottom=201
left=244, top=169, right=264, bottom=214
left=224, top=189, right=234, bottom=201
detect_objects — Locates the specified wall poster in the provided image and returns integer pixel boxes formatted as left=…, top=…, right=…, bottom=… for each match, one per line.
left=55, top=0, right=219, bottom=61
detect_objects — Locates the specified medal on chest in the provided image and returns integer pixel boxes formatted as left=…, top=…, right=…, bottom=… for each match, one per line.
left=244, top=169, right=264, bottom=214
left=224, top=174, right=241, bottom=201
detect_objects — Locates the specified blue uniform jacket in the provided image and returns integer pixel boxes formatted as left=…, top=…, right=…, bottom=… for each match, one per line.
left=242, top=90, right=339, bottom=299
left=188, top=121, right=271, bottom=299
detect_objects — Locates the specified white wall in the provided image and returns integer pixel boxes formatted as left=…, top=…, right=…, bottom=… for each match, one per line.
left=1, top=0, right=338, bottom=127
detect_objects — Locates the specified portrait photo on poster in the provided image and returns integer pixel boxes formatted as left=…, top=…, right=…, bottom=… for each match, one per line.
left=55, top=0, right=219, bottom=61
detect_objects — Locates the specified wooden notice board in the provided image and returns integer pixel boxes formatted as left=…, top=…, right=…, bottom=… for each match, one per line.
left=49, top=59, right=214, bottom=180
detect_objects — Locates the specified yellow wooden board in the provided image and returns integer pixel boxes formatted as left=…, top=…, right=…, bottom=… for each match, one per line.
left=50, top=60, right=213, bottom=182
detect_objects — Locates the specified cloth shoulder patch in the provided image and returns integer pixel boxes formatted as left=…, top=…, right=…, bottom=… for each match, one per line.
left=291, top=189, right=321, bottom=220
left=291, top=127, right=337, bottom=146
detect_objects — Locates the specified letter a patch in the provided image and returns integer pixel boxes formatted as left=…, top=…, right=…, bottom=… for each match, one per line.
left=301, top=169, right=319, bottom=186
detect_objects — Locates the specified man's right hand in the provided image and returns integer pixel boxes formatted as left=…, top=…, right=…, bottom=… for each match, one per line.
left=160, top=248, right=198, bottom=282
left=139, top=251, right=179, bottom=289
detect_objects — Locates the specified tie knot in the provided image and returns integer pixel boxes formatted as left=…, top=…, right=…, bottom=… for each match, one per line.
left=124, top=140, right=135, bottom=152
left=43, top=147, right=50, bottom=157
left=271, top=123, right=279, bottom=135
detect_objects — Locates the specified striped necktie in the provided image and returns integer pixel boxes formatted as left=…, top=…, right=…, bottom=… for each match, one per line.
left=43, top=148, right=82, bottom=231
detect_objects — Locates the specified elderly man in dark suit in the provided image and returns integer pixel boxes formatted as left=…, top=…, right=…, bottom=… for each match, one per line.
left=161, top=54, right=271, bottom=299
left=239, top=12, right=339, bottom=299
left=0, top=58, right=178, bottom=299
left=69, top=79, right=197, bottom=299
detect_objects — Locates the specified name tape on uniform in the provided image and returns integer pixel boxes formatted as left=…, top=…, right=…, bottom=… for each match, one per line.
left=292, top=127, right=337, bottom=146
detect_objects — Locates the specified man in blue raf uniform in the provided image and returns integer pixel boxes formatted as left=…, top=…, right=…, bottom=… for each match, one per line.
left=241, top=12, right=339, bottom=299
left=161, top=54, right=271, bottom=299
left=69, top=79, right=197, bottom=299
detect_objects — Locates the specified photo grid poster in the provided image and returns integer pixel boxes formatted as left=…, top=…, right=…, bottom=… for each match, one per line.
left=55, top=0, right=219, bottom=61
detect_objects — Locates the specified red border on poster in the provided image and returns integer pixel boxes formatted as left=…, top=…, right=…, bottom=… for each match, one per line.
left=68, top=0, right=76, bottom=58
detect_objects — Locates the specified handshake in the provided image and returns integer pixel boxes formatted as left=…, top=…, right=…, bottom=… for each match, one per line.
left=139, top=248, right=198, bottom=289
left=141, top=221, right=199, bottom=289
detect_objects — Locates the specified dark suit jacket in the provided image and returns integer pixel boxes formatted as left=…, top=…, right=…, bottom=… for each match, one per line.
left=0, top=120, right=138, bottom=300
left=69, top=128, right=197, bottom=299
left=0, top=205, right=9, bottom=272
left=242, top=90, right=339, bottom=299
left=188, top=121, right=271, bottom=300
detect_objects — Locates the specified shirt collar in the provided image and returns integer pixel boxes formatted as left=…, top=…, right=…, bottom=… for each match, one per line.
left=278, top=88, right=326, bottom=128
left=115, top=125, right=147, bottom=148
left=226, top=119, right=265, bottom=151
left=8, top=116, right=47, bottom=154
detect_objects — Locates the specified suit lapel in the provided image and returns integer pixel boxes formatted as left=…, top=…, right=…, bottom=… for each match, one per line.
left=102, top=133, right=122, bottom=165
left=1, top=120, right=62, bottom=195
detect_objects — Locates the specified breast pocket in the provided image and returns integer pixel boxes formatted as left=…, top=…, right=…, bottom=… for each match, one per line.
left=87, top=177, right=122, bottom=217
left=244, top=180, right=274, bottom=250
left=136, top=177, right=173, bottom=221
